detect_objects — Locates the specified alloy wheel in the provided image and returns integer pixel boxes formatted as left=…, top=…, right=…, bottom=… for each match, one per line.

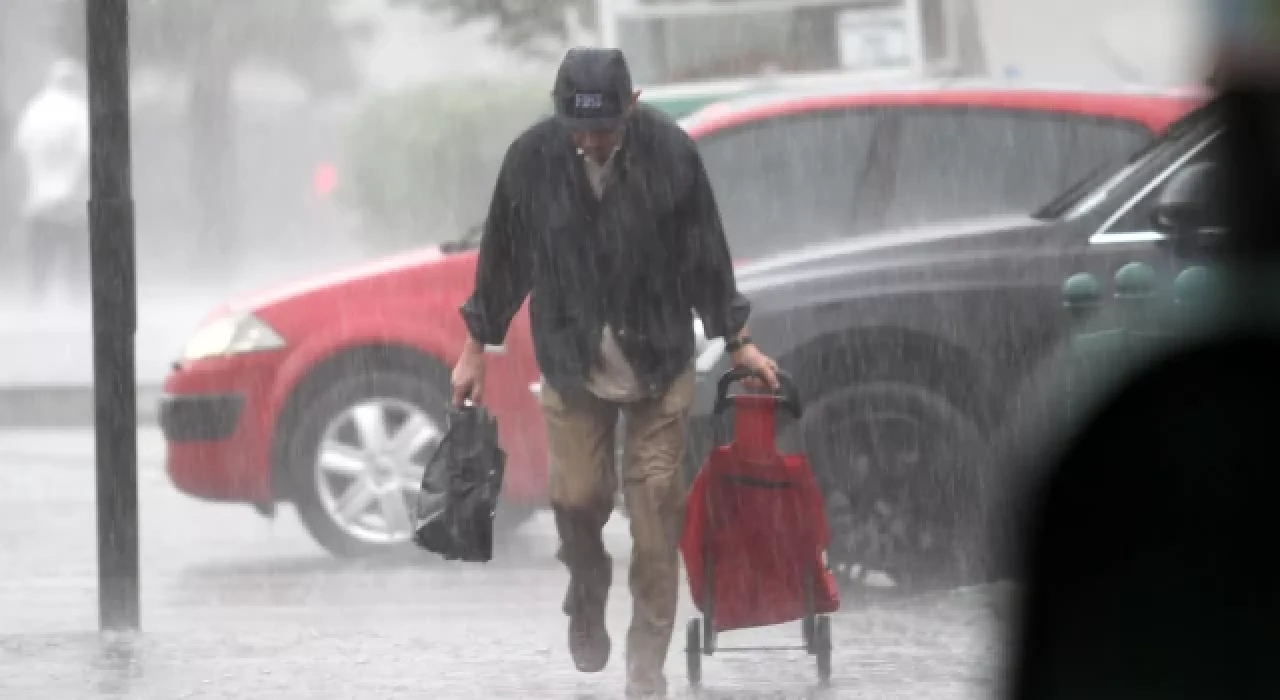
left=313, top=397, right=444, bottom=545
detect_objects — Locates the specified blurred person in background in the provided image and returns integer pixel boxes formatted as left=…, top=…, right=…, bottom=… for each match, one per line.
left=452, top=47, right=778, bottom=699
left=0, top=86, right=14, bottom=274
left=12, top=58, right=89, bottom=305
left=0, top=76, right=25, bottom=292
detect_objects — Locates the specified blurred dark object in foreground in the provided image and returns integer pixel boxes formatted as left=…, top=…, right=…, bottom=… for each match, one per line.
left=413, top=404, right=507, bottom=563
left=1008, top=332, right=1280, bottom=700
left=1007, top=61, right=1280, bottom=700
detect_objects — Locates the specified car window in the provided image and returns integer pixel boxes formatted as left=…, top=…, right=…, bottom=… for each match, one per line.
left=876, top=108, right=1152, bottom=231
left=696, top=109, right=886, bottom=259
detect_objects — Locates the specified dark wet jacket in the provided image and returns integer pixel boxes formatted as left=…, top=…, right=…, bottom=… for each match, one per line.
left=460, top=105, right=750, bottom=399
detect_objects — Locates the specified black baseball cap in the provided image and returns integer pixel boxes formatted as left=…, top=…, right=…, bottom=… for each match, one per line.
left=552, top=47, right=634, bottom=132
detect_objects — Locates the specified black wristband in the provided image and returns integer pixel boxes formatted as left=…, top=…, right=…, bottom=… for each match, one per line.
left=725, top=335, right=752, bottom=353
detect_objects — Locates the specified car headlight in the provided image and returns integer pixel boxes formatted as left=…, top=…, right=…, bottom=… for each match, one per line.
left=692, top=316, right=726, bottom=373
left=182, top=313, right=286, bottom=361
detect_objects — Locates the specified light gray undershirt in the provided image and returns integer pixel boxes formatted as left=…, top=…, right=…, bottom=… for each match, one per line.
left=580, top=150, right=645, bottom=402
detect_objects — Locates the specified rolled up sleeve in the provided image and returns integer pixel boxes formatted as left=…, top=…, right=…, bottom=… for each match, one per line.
left=459, top=144, right=532, bottom=346
left=681, top=147, right=750, bottom=340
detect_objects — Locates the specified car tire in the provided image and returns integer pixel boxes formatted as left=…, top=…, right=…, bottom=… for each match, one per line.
left=287, top=368, right=534, bottom=558
left=786, top=381, right=991, bottom=593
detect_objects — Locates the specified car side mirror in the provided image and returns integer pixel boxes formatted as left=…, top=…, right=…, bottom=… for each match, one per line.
left=1151, top=162, right=1225, bottom=253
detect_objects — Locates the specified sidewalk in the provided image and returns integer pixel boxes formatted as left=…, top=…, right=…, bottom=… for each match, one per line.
left=0, top=426, right=998, bottom=699
left=0, top=244, right=399, bottom=427
left=0, top=298, right=202, bottom=426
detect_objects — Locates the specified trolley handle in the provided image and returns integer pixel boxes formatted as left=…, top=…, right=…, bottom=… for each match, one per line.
left=712, top=367, right=802, bottom=419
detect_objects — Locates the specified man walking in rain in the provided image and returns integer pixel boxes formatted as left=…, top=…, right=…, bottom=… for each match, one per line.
left=12, top=59, right=90, bottom=304
left=452, top=47, right=779, bottom=697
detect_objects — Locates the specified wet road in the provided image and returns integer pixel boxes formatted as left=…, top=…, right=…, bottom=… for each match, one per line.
left=0, top=427, right=1003, bottom=699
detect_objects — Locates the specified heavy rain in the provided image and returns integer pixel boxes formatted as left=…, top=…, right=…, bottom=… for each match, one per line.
left=0, top=0, right=1218, bottom=697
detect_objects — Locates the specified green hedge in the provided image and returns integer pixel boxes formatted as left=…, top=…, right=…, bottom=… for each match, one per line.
left=342, top=78, right=553, bottom=250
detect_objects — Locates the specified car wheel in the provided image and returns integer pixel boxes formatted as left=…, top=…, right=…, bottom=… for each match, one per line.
left=287, top=370, right=451, bottom=558
left=788, top=381, right=990, bottom=593
left=286, top=368, right=539, bottom=558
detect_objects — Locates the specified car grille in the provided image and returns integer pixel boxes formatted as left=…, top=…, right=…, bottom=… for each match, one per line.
left=158, top=393, right=244, bottom=442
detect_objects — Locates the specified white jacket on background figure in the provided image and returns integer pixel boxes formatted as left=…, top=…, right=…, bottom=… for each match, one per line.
left=12, top=60, right=90, bottom=228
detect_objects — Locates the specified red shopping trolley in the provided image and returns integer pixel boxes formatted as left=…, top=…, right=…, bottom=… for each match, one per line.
left=679, top=367, right=840, bottom=686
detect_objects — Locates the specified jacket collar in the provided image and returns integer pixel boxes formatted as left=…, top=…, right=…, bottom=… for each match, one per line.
left=563, top=113, right=643, bottom=179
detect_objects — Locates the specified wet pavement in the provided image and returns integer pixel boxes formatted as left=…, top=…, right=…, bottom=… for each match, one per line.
left=0, top=298, right=207, bottom=387
left=0, top=427, right=1003, bottom=699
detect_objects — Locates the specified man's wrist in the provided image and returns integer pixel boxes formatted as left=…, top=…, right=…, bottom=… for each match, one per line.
left=725, top=334, right=753, bottom=354
left=462, top=336, right=486, bottom=356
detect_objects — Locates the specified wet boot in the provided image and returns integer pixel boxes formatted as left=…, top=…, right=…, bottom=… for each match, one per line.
left=562, top=554, right=612, bottom=672
left=555, top=505, right=614, bottom=673
left=625, top=667, right=669, bottom=698
left=624, top=629, right=672, bottom=698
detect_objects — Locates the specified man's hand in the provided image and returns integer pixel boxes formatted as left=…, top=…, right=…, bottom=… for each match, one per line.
left=730, top=342, right=780, bottom=391
left=451, top=338, right=487, bottom=406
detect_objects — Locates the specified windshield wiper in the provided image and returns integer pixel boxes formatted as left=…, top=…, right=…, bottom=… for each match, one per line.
left=440, top=222, right=484, bottom=254
left=1031, top=159, right=1119, bottom=220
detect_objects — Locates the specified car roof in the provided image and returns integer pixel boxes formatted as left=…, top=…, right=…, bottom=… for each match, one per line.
left=681, top=81, right=1207, bottom=139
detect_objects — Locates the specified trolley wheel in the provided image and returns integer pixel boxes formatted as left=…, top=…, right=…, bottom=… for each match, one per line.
left=813, top=615, right=833, bottom=682
left=802, top=568, right=816, bottom=652
left=686, top=618, right=703, bottom=686
left=702, top=555, right=717, bottom=654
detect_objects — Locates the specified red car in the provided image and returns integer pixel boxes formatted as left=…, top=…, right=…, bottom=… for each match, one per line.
left=160, top=84, right=1198, bottom=557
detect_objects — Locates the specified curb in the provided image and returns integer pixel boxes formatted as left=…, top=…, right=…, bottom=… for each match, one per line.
left=0, top=385, right=163, bottom=428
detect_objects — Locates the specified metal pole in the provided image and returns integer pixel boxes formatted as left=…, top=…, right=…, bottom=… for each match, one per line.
left=86, top=0, right=139, bottom=631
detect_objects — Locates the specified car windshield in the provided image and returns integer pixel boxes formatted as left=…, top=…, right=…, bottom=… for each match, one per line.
left=1032, top=100, right=1219, bottom=221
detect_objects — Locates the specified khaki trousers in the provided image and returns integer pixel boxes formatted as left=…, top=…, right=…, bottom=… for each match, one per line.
left=541, top=369, right=695, bottom=680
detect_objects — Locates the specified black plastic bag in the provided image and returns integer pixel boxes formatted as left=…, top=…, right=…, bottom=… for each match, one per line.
left=413, top=404, right=507, bottom=562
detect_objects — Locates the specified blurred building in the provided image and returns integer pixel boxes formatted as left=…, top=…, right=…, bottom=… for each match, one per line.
left=601, top=0, right=988, bottom=87
left=978, top=0, right=1211, bottom=86
left=598, top=0, right=1209, bottom=89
